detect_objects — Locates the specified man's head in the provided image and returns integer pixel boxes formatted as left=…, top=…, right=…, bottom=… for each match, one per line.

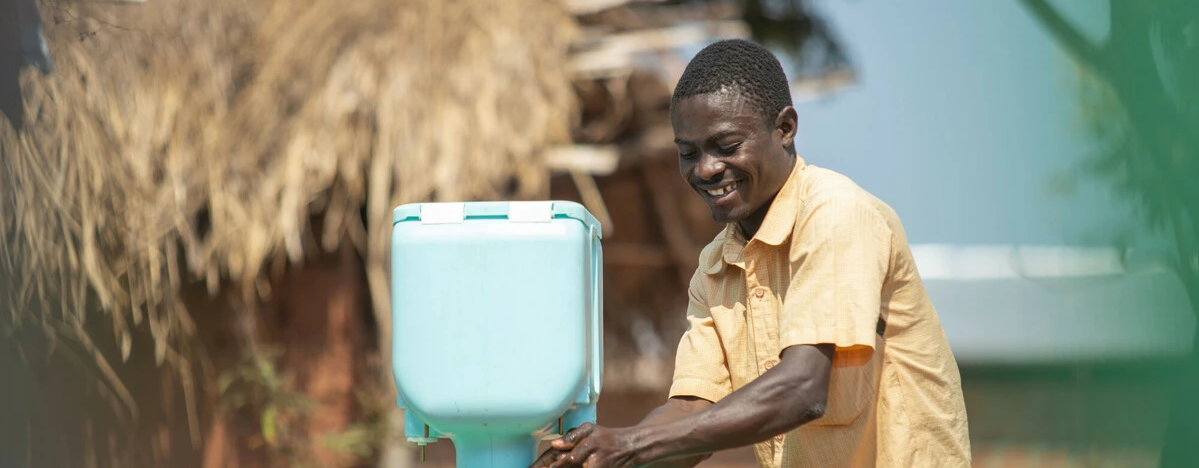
left=670, top=39, right=798, bottom=233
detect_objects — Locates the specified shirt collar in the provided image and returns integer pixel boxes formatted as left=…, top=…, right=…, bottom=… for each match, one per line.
left=699, top=155, right=807, bottom=275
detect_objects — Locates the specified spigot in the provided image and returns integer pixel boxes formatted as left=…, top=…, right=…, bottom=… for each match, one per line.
left=406, top=424, right=437, bottom=462
left=422, top=424, right=428, bottom=461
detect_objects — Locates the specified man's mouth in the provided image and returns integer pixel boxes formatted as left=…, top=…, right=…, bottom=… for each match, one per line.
left=703, top=181, right=739, bottom=199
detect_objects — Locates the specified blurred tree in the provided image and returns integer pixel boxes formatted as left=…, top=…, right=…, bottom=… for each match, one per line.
left=734, top=0, right=852, bottom=80
left=1018, top=1, right=1199, bottom=466
left=676, top=0, right=853, bottom=80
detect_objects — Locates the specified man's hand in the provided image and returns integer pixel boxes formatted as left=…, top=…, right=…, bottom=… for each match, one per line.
left=531, top=424, right=595, bottom=468
left=531, top=397, right=713, bottom=468
left=530, top=445, right=568, bottom=468
left=531, top=423, right=641, bottom=468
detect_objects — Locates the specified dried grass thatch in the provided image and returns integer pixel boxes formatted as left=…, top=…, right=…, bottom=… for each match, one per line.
left=0, top=0, right=578, bottom=404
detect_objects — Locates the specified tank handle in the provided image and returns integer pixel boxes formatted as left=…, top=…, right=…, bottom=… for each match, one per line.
left=589, top=223, right=604, bottom=402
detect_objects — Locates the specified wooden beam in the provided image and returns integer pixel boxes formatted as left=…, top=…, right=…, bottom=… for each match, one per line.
left=565, top=0, right=665, bottom=17
left=641, top=166, right=700, bottom=285
left=545, top=145, right=621, bottom=176
left=572, top=1, right=741, bottom=34
left=570, top=20, right=751, bottom=79
left=570, top=170, right=615, bottom=237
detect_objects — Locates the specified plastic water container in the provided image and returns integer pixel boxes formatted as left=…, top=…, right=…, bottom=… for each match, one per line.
left=391, top=201, right=603, bottom=468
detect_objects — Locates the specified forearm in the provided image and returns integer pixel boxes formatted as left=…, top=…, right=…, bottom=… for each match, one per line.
left=637, top=397, right=709, bottom=426
left=634, top=398, right=714, bottom=468
left=631, top=345, right=832, bottom=465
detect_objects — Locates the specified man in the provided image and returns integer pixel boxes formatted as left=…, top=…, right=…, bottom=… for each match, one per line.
left=533, top=39, right=971, bottom=468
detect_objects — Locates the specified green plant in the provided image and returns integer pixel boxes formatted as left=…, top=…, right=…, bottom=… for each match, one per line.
left=218, top=346, right=317, bottom=465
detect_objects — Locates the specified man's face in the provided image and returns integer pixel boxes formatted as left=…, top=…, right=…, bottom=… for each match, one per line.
left=672, top=91, right=796, bottom=227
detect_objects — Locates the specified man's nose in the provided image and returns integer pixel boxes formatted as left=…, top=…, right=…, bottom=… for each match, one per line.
left=695, top=153, right=725, bottom=181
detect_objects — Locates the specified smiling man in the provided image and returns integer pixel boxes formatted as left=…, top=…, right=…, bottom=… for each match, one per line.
left=532, top=39, right=971, bottom=468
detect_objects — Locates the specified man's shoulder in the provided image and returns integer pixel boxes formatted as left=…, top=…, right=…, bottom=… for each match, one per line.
left=800, top=165, right=898, bottom=224
left=801, top=165, right=873, bottom=202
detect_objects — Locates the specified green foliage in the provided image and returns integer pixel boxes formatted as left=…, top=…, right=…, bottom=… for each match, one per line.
left=1021, top=1, right=1199, bottom=466
left=219, top=346, right=317, bottom=463
left=1072, top=64, right=1176, bottom=233
left=320, top=384, right=392, bottom=459
left=218, top=346, right=392, bottom=467
left=1033, top=0, right=1198, bottom=269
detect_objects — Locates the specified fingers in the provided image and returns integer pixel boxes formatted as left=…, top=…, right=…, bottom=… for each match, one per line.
left=582, top=452, right=601, bottom=468
left=531, top=448, right=567, bottom=468
left=549, top=441, right=594, bottom=468
left=549, top=453, right=579, bottom=468
left=533, top=426, right=594, bottom=468
left=539, top=423, right=602, bottom=468
left=548, top=447, right=575, bottom=468
left=551, top=423, right=596, bottom=450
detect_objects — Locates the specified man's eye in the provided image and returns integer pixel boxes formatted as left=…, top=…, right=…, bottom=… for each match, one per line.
left=718, top=143, right=742, bottom=155
left=679, top=151, right=698, bottom=160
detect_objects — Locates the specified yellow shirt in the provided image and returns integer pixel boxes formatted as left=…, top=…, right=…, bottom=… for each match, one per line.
left=668, top=157, right=971, bottom=468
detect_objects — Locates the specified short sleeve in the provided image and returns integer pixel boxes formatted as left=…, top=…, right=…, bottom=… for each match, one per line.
left=779, top=195, right=891, bottom=366
left=668, top=271, right=733, bottom=403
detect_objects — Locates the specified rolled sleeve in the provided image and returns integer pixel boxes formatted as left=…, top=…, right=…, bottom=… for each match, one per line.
left=779, top=195, right=891, bottom=366
left=668, top=272, right=732, bottom=403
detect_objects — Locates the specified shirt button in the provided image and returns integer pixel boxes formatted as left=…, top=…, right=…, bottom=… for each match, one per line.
left=764, top=361, right=774, bottom=370
left=755, top=290, right=765, bottom=298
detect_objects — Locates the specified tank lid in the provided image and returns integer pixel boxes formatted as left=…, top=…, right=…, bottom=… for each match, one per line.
left=393, top=201, right=601, bottom=238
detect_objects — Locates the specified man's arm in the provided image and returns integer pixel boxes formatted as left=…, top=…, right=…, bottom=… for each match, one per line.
left=532, top=397, right=713, bottom=468
left=632, top=397, right=714, bottom=468
left=547, top=344, right=833, bottom=468
left=632, top=344, right=832, bottom=463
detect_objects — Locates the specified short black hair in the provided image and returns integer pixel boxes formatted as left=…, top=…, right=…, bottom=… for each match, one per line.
left=670, top=39, right=793, bottom=122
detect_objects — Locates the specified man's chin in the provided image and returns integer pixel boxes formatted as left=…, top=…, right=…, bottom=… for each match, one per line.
left=708, top=207, right=742, bottom=224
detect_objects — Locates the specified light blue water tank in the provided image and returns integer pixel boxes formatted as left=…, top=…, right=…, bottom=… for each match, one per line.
left=391, top=201, right=603, bottom=468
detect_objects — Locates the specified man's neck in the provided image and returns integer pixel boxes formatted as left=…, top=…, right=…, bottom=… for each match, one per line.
left=736, top=153, right=796, bottom=239
left=736, top=197, right=774, bottom=240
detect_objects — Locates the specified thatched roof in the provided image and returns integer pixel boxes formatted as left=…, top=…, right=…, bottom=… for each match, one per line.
left=1, top=0, right=577, bottom=370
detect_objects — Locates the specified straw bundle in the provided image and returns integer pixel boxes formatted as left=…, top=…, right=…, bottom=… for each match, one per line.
left=0, top=0, right=577, bottom=394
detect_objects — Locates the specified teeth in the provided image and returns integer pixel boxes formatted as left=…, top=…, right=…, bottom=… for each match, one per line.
left=706, top=182, right=737, bottom=197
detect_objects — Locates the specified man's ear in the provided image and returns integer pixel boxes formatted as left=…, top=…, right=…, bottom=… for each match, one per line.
left=774, top=106, right=798, bottom=149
